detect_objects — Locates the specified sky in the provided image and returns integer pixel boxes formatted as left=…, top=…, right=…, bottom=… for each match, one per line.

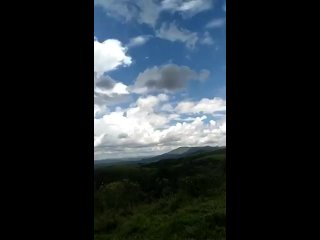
left=94, top=0, right=226, bottom=160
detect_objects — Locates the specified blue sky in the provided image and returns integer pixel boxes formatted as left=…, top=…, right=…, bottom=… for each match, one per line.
left=94, top=0, right=226, bottom=160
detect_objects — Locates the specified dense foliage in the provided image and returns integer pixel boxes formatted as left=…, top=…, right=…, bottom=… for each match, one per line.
left=94, top=149, right=226, bottom=240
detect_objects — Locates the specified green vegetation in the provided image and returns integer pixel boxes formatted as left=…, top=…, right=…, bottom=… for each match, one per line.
left=94, top=149, right=226, bottom=240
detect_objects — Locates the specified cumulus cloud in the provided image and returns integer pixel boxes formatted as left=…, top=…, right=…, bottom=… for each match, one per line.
left=205, top=18, right=226, bottom=29
left=94, top=71, right=131, bottom=109
left=94, top=37, right=133, bottom=110
left=127, top=35, right=152, bottom=48
left=132, top=64, right=210, bottom=93
left=94, top=104, right=110, bottom=119
left=94, top=94, right=226, bottom=159
left=94, top=38, right=132, bottom=74
left=95, top=74, right=115, bottom=89
left=161, top=103, right=174, bottom=112
left=156, top=22, right=199, bottom=49
left=94, top=91, right=131, bottom=110
left=95, top=82, right=129, bottom=96
left=93, top=24, right=225, bottom=160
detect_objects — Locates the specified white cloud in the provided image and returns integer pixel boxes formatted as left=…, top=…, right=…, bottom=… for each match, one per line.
left=161, top=0, right=213, bottom=17
left=156, top=22, right=199, bottom=49
left=94, top=89, right=131, bottom=108
left=94, top=0, right=160, bottom=27
left=94, top=134, right=106, bottom=147
left=94, top=38, right=132, bottom=74
left=94, top=94, right=226, bottom=159
left=205, top=18, right=226, bottom=29
left=175, top=97, right=226, bottom=115
left=94, top=0, right=138, bottom=23
left=95, top=82, right=129, bottom=95
left=95, top=0, right=213, bottom=27
left=127, top=35, right=152, bottom=48
left=137, top=0, right=161, bottom=27
left=112, top=83, right=129, bottom=95
left=94, top=37, right=133, bottom=109
left=158, top=93, right=170, bottom=101
left=94, top=72, right=131, bottom=108
left=94, top=104, right=109, bottom=118
left=161, top=103, right=174, bottom=112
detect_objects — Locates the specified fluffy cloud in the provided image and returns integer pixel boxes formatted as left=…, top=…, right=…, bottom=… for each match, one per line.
left=94, top=38, right=132, bottom=74
left=127, top=35, right=152, bottom=48
left=94, top=94, right=226, bottom=159
left=95, top=74, right=115, bottom=89
left=94, top=72, right=129, bottom=93
left=132, top=64, right=210, bottom=93
left=94, top=37, right=132, bottom=109
left=156, top=22, right=199, bottom=49
left=94, top=91, right=131, bottom=110
left=94, top=1, right=226, bottom=160
left=95, top=82, right=129, bottom=95
left=205, top=18, right=226, bottom=29
left=94, top=74, right=131, bottom=108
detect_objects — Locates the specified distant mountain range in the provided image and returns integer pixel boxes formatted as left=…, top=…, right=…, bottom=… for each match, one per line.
left=94, top=146, right=225, bottom=167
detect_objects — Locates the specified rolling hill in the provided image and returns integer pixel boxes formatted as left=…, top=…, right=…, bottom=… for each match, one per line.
left=139, top=146, right=224, bottom=164
left=94, top=146, right=225, bottom=167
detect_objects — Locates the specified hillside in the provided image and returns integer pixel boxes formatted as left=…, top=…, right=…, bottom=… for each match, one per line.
left=94, top=148, right=226, bottom=240
left=95, top=146, right=225, bottom=167
left=94, top=157, right=143, bottom=168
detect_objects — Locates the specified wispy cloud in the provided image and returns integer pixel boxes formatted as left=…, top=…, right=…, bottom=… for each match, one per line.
left=95, top=0, right=160, bottom=27
left=161, top=0, right=213, bottom=17
left=95, top=0, right=214, bottom=28
left=205, top=18, right=226, bottom=29
left=127, top=35, right=152, bottom=48
left=200, top=31, right=214, bottom=45
left=156, top=22, right=198, bottom=49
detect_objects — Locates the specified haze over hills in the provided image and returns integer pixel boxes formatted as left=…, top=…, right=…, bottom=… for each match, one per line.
left=94, top=146, right=225, bottom=167
left=166, top=146, right=212, bottom=155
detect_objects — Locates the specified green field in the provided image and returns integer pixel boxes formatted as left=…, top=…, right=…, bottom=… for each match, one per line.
left=94, top=149, right=226, bottom=240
